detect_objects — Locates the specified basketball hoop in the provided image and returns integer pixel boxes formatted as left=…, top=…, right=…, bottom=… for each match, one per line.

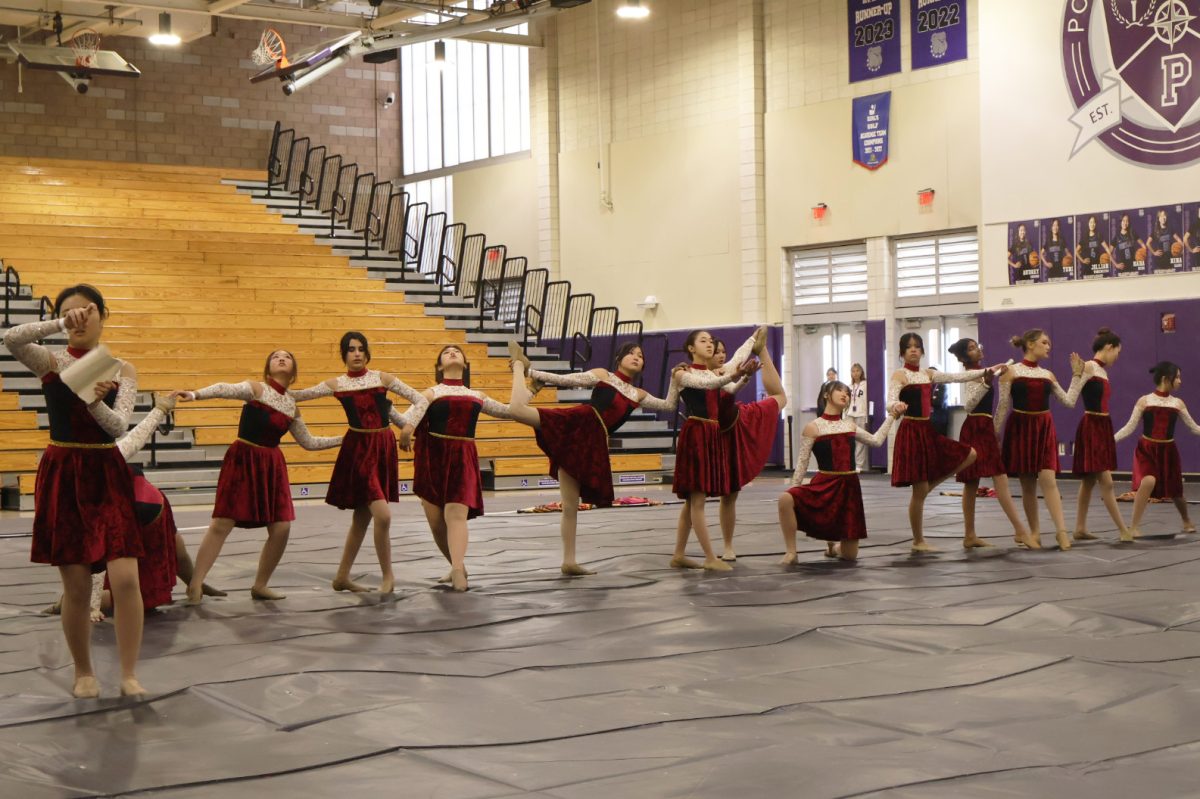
left=69, top=28, right=101, bottom=69
left=251, top=28, right=289, bottom=68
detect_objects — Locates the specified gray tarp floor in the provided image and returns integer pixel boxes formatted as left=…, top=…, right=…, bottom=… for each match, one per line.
left=2, top=475, right=1200, bottom=798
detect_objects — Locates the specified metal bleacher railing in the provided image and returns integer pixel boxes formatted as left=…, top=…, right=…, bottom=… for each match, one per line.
left=263, top=122, right=678, bottom=407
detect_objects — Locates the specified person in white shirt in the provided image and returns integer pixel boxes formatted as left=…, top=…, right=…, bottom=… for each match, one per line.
left=848, top=363, right=869, bottom=472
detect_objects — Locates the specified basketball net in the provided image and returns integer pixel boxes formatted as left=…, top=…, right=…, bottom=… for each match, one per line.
left=251, top=28, right=289, bottom=67
left=69, top=28, right=100, bottom=68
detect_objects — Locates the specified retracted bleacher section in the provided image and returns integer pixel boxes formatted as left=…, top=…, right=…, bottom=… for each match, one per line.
left=0, top=129, right=675, bottom=509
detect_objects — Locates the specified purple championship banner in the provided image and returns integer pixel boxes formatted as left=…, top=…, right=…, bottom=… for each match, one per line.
left=852, top=91, right=891, bottom=170
left=848, top=0, right=901, bottom=83
left=910, top=0, right=967, bottom=70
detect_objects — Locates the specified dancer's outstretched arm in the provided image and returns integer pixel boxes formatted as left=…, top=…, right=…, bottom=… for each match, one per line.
left=290, top=417, right=343, bottom=450
left=1113, top=398, right=1146, bottom=443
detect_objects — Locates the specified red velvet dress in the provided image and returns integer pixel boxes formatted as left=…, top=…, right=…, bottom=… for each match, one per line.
left=1002, top=364, right=1064, bottom=475
left=536, top=373, right=640, bottom=506
left=720, top=390, right=781, bottom=493
left=788, top=428, right=867, bottom=541
left=107, top=467, right=177, bottom=609
left=326, top=370, right=400, bottom=509
left=33, top=373, right=142, bottom=566
left=890, top=368, right=973, bottom=487
left=212, top=380, right=297, bottom=527
left=956, top=372, right=1004, bottom=482
left=673, top=366, right=730, bottom=498
left=414, top=380, right=489, bottom=518
left=1129, top=393, right=1185, bottom=499
left=1072, top=362, right=1117, bottom=475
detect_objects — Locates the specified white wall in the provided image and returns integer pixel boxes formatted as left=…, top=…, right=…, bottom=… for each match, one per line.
left=452, top=156, right=540, bottom=266
left=978, top=0, right=1200, bottom=310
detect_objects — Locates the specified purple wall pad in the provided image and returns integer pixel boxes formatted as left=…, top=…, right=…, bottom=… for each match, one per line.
left=978, top=297, right=1200, bottom=475
left=564, top=325, right=788, bottom=468
left=865, top=319, right=888, bottom=470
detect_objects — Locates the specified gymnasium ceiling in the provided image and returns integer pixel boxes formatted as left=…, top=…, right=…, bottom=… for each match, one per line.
left=0, top=0, right=542, bottom=48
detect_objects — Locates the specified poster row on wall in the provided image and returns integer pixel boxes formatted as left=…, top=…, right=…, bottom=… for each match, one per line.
left=849, top=0, right=967, bottom=84
left=1006, top=205, right=1200, bottom=285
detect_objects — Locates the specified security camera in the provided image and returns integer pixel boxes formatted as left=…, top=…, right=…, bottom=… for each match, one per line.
left=74, top=79, right=89, bottom=95
left=382, top=91, right=395, bottom=108
left=58, top=72, right=90, bottom=94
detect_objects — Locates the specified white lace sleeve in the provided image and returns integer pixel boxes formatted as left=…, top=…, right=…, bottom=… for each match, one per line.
left=480, top=396, right=513, bottom=420
left=931, top=368, right=987, bottom=384
left=405, top=394, right=432, bottom=429
left=386, top=377, right=425, bottom=406
left=790, top=434, right=814, bottom=486
left=1052, top=372, right=1084, bottom=408
left=192, top=381, right=256, bottom=402
left=722, top=375, right=750, bottom=395
left=290, top=381, right=334, bottom=403
left=528, top=369, right=601, bottom=388
left=1113, top=398, right=1145, bottom=442
left=678, top=369, right=737, bottom=390
left=994, top=377, right=1013, bottom=436
left=724, top=332, right=756, bottom=373
left=88, top=369, right=137, bottom=438
left=117, top=407, right=166, bottom=461
left=1178, top=401, right=1200, bottom=436
left=388, top=406, right=416, bottom=429
left=638, top=386, right=678, bottom=412
left=887, top=372, right=904, bottom=408
left=90, top=573, right=105, bottom=614
left=960, top=378, right=991, bottom=414
left=2, top=318, right=65, bottom=377
left=854, top=414, right=895, bottom=448
left=289, top=417, right=342, bottom=450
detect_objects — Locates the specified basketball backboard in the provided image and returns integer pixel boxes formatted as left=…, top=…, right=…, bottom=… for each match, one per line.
left=6, top=41, right=140, bottom=78
left=249, top=31, right=361, bottom=84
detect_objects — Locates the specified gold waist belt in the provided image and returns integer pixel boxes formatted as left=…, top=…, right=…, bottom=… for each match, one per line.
left=236, top=437, right=279, bottom=449
left=348, top=426, right=389, bottom=433
left=1085, top=411, right=1109, bottom=416
left=1013, top=409, right=1049, bottom=415
left=429, top=431, right=474, bottom=441
left=1142, top=435, right=1174, bottom=444
left=819, top=469, right=856, bottom=476
left=686, top=416, right=718, bottom=424
left=968, top=413, right=993, bottom=418
left=49, top=440, right=115, bottom=449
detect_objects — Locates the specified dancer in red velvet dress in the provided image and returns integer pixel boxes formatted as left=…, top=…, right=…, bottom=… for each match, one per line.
left=405, top=344, right=512, bottom=592
left=888, top=333, right=1004, bottom=553
left=669, top=328, right=759, bottom=571
left=3, top=285, right=147, bottom=698
left=506, top=340, right=677, bottom=576
left=1071, top=328, right=1133, bottom=543
left=1114, top=361, right=1199, bottom=537
left=948, top=338, right=1032, bottom=549
left=49, top=395, right=226, bottom=619
left=291, top=332, right=426, bottom=595
left=778, top=381, right=901, bottom=564
left=174, top=350, right=343, bottom=604
left=994, top=329, right=1085, bottom=551
left=672, top=331, right=786, bottom=562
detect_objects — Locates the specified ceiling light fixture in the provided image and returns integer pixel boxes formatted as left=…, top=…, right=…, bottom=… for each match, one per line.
left=616, top=0, right=650, bottom=20
left=430, top=40, right=447, bottom=70
left=148, top=12, right=180, bottom=46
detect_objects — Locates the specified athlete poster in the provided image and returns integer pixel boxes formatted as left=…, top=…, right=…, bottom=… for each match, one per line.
left=1074, top=213, right=1112, bottom=280
left=1007, top=220, right=1041, bottom=284
left=910, top=0, right=967, bottom=70
left=848, top=0, right=901, bottom=83
left=1184, top=203, right=1200, bottom=270
left=1110, top=209, right=1146, bottom=277
left=1038, top=215, right=1075, bottom=283
left=1142, top=204, right=1186, bottom=274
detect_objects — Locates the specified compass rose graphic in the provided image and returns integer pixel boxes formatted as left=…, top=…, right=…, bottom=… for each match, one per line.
left=1151, top=0, right=1196, bottom=48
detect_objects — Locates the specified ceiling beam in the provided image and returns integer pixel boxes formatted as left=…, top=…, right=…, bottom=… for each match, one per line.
left=206, top=0, right=251, bottom=14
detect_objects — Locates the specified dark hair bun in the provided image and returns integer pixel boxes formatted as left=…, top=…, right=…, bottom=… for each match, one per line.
left=1010, top=335, right=1024, bottom=348
left=1096, top=327, right=1112, bottom=335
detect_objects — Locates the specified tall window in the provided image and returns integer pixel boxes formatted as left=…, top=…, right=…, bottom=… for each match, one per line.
left=400, top=4, right=530, bottom=180
left=894, top=231, right=980, bottom=308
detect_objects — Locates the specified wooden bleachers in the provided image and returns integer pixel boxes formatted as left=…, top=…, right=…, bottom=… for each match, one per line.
left=0, top=156, right=662, bottom=504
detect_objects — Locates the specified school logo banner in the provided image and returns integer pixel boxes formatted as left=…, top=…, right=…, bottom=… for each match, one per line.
left=1063, top=0, right=1200, bottom=165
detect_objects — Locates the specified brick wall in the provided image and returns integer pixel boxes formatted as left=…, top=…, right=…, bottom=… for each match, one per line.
left=0, top=20, right=400, bottom=178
